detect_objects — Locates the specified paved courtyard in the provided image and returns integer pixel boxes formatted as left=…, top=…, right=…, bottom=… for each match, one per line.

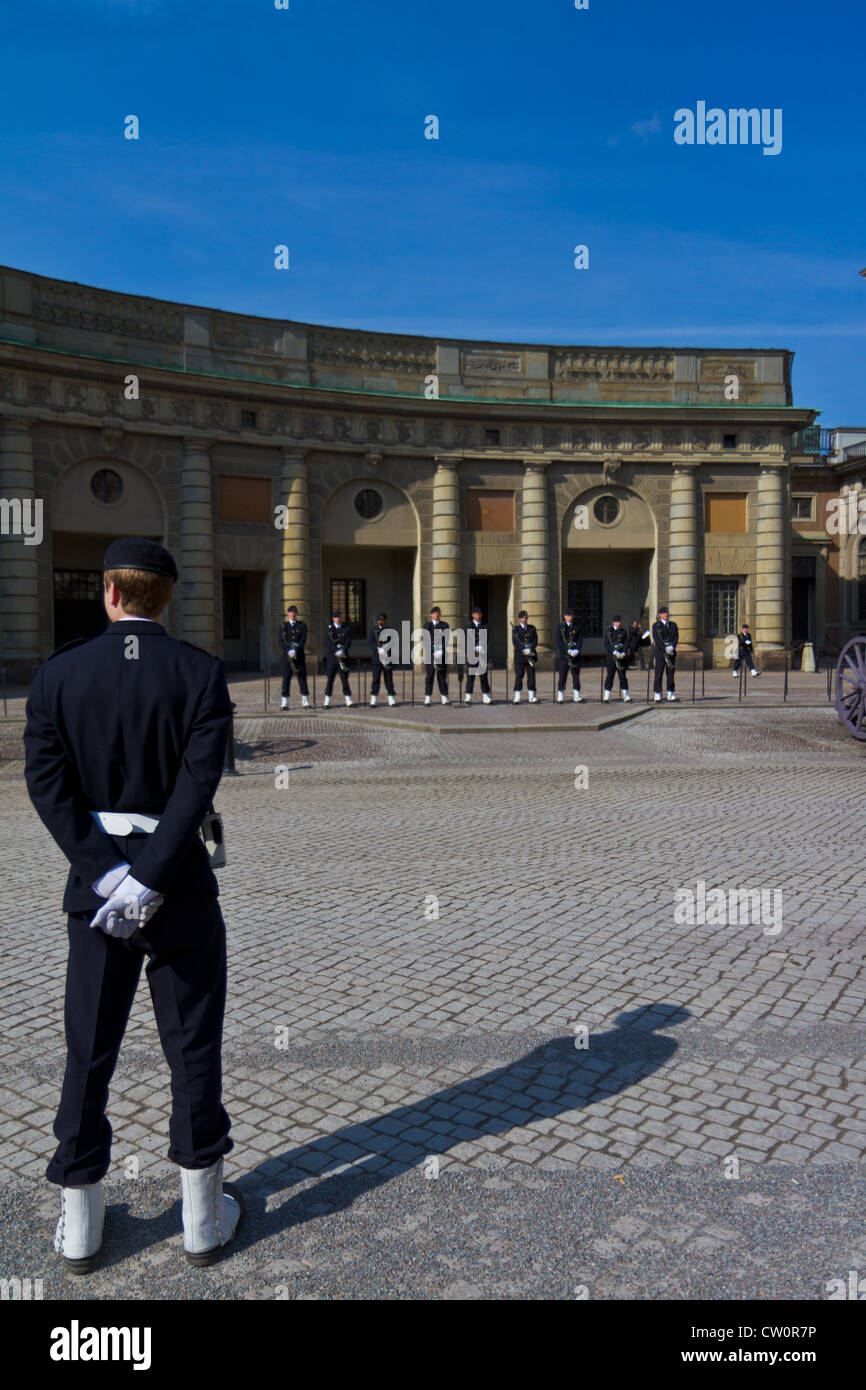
left=1, top=704, right=865, bottom=1299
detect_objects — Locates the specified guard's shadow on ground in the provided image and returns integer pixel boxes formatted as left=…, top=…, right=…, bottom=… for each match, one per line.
left=232, top=1003, right=690, bottom=1247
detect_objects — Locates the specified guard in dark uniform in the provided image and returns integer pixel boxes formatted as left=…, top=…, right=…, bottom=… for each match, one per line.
left=323, top=610, right=354, bottom=707
left=423, top=606, right=450, bottom=705
left=733, top=623, right=759, bottom=677
left=369, top=612, right=397, bottom=706
left=652, top=604, right=679, bottom=701
left=23, top=538, right=242, bottom=1274
left=279, top=604, right=309, bottom=709
left=512, top=610, right=538, bottom=703
left=463, top=606, right=491, bottom=704
left=555, top=608, right=583, bottom=703
left=629, top=619, right=651, bottom=671
left=603, top=615, right=632, bottom=702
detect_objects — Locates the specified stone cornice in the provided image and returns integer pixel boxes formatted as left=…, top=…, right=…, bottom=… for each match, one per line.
left=0, top=265, right=810, bottom=411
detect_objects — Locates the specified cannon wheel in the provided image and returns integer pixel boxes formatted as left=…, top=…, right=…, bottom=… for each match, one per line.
left=835, top=635, right=866, bottom=740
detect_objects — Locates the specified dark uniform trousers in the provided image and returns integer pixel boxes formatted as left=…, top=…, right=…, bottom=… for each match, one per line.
left=370, top=657, right=396, bottom=697
left=281, top=652, right=309, bottom=698
left=324, top=657, right=352, bottom=697
left=50, top=870, right=230, bottom=1187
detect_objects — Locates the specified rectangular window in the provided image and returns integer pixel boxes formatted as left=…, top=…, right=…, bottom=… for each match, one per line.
left=53, top=569, right=103, bottom=602
left=466, top=489, right=515, bottom=531
left=330, top=579, right=366, bottom=638
left=792, top=555, right=816, bottom=579
left=706, top=579, right=739, bottom=637
left=791, top=495, right=815, bottom=521
left=722, top=434, right=738, bottom=450
left=241, top=410, right=257, bottom=428
left=567, top=580, right=602, bottom=637
left=218, top=476, right=272, bottom=523
left=705, top=493, right=747, bottom=533
left=222, top=576, right=242, bottom=640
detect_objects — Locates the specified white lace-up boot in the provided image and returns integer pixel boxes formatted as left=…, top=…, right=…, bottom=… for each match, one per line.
left=180, top=1158, right=243, bottom=1267
left=54, top=1182, right=105, bottom=1274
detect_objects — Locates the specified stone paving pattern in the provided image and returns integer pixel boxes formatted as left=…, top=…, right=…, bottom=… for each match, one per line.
left=0, top=705, right=864, bottom=1299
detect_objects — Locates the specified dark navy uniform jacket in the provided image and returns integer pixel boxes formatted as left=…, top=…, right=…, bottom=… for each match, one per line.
left=512, top=623, right=538, bottom=654
left=604, top=626, right=629, bottom=657
left=652, top=619, right=679, bottom=653
left=23, top=619, right=231, bottom=914
left=279, top=619, right=307, bottom=653
left=556, top=621, right=582, bottom=658
left=325, top=623, right=352, bottom=657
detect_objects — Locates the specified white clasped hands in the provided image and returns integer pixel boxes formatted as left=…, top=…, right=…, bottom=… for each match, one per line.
left=90, top=873, right=165, bottom=939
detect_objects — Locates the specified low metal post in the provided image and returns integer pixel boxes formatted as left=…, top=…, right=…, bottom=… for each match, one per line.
left=783, top=654, right=788, bottom=703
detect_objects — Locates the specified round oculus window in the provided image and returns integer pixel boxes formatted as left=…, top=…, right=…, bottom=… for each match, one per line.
left=90, top=468, right=124, bottom=505
left=354, top=488, right=384, bottom=520
left=593, top=494, right=620, bottom=525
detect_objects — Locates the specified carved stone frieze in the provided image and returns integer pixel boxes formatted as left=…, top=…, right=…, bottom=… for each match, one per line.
left=32, top=281, right=183, bottom=343
left=311, top=329, right=434, bottom=376
left=553, top=351, right=673, bottom=382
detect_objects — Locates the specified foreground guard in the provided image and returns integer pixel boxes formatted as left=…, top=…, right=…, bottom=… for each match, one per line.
left=555, top=607, right=583, bottom=703
left=324, top=610, right=354, bottom=707
left=279, top=604, right=310, bottom=709
left=463, top=606, right=492, bottom=704
left=652, top=604, right=679, bottom=701
left=369, top=612, right=398, bottom=706
left=512, top=610, right=539, bottom=703
left=733, top=622, right=759, bottom=677
left=423, top=605, right=450, bottom=705
left=603, top=615, right=632, bottom=702
left=23, top=538, right=242, bottom=1273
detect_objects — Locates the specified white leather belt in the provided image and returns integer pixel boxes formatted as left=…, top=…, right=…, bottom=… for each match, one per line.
left=92, top=811, right=161, bottom=836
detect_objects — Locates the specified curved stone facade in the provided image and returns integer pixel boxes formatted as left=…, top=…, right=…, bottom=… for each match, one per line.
left=0, top=265, right=819, bottom=672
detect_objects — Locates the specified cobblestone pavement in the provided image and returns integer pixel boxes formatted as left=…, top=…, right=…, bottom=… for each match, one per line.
left=1, top=707, right=864, bottom=1299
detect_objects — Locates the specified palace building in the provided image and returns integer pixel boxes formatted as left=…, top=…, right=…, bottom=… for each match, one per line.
left=1, top=263, right=860, bottom=677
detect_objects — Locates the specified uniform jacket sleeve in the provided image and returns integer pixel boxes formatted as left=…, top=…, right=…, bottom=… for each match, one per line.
left=24, top=667, right=127, bottom=887
left=127, top=658, right=232, bottom=894
left=278, top=622, right=290, bottom=653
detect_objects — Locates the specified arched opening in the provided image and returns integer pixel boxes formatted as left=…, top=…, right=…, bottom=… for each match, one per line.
left=561, top=485, right=657, bottom=656
left=321, top=479, right=420, bottom=645
left=50, top=457, right=166, bottom=646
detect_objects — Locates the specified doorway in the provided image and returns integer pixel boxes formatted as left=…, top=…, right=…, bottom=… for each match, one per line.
left=791, top=556, right=816, bottom=643
left=469, top=575, right=510, bottom=666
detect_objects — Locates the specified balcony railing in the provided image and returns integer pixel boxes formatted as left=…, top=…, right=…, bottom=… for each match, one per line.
left=791, top=426, right=833, bottom=454
left=843, top=441, right=866, bottom=461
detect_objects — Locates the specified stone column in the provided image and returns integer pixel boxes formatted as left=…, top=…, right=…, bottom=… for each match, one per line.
left=668, top=462, right=699, bottom=647
left=180, top=436, right=216, bottom=651
left=520, top=460, right=552, bottom=654
left=0, top=416, right=41, bottom=667
left=755, top=463, right=787, bottom=648
left=430, top=456, right=462, bottom=631
left=281, top=450, right=310, bottom=617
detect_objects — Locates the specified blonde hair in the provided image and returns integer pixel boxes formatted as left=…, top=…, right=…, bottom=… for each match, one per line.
left=103, top=567, right=173, bottom=620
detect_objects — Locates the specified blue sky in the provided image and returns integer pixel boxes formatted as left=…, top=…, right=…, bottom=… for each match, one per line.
left=1, top=0, right=864, bottom=421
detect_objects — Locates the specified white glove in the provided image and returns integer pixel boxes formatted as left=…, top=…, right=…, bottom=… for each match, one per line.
left=567, top=648, right=578, bottom=657
left=665, top=643, right=674, bottom=654
left=90, top=874, right=165, bottom=939
left=433, top=650, right=444, bottom=663
left=335, top=647, right=345, bottom=657
left=288, top=648, right=296, bottom=658
left=92, top=862, right=131, bottom=898
left=523, top=646, right=531, bottom=655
